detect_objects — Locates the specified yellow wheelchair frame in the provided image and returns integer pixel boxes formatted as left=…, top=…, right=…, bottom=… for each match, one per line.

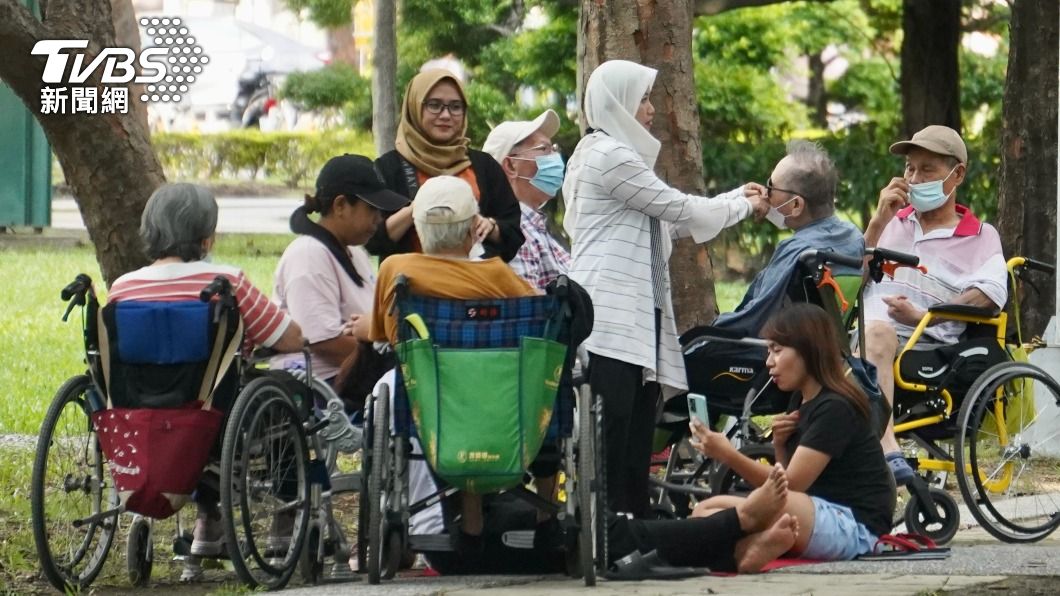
left=891, top=256, right=1060, bottom=543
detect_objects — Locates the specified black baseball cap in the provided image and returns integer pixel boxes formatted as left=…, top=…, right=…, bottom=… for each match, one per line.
left=314, top=154, right=409, bottom=211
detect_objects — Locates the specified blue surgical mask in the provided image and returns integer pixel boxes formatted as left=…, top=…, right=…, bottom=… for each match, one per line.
left=908, top=164, right=959, bottom=213
left=513, top=153, right=565, bottom=198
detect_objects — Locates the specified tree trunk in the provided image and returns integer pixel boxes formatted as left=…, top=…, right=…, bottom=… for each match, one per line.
left=578, top=0, right=719, bottom=330
left=995, top=0, right=1058, bottom=338
left=372, top=0, right=398, bottom=156
left=110, top=0, right=147, bottom=134
left=327, top=23, right=358, bottom=65
left=807, top=51, right=828, bottom=128
left=0, top=0, right=162, bottom=285
left=900, top=0, right=961, bottom=137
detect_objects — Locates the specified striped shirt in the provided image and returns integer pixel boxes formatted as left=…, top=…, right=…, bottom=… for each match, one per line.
left=863, top=204, right=1007, bottom=344
left=108, top=261, right=292, bottom=348
left=561, top=131, right=752, bottom=395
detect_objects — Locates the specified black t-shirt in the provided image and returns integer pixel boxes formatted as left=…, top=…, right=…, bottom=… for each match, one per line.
left=784, top=390, right=896, bottom=537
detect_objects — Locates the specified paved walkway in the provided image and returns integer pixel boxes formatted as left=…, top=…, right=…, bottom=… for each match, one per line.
left=50, top=196, right=300, bottom=234
left=275, top=527, right=1060, bottom=595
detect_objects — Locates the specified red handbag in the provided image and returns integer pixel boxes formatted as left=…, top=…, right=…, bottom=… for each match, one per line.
left=92, top=402, right=223, bottom=518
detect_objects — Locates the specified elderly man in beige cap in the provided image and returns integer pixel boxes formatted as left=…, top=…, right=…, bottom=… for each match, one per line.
left=861, top=125, right=1007, bottom=484
left=483, top=110, right=571, bottom=291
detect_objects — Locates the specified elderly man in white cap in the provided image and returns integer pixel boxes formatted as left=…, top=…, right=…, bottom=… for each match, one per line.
left=862, top=124, right=1007, bottom=485
left=483, top=109, right=571, bottom=291
left=367, top=175, right=537, bottom=565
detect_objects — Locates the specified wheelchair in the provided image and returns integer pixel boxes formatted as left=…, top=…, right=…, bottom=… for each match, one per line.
left=883, top=256, right=1060, bottom=544
left=359, top=275, right=605, bottom=586
left=652, top=248, right=872, bottom=518
left=30, top=274, right=363, bottom=592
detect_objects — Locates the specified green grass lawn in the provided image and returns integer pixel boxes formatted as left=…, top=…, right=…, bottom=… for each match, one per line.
left=0, top=234, right=294, bottom=436
left=0, top=233, right=747, bottom=591
left=0, top=234, right=747, bottom=436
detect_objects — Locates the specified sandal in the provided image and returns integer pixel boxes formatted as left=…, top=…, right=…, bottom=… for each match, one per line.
left=604, top=549, right=706, bottom=581
left=856, top=533, right=951, bottom=560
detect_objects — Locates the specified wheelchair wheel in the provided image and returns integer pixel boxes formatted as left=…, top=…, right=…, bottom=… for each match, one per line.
left=31, top=375, right=118, bottom=593
left=220, top=377, right=311, bottom=589
left=126, top=515, right=153, bottom=586
left=955, top=361, right=1060, bottom=543
left=903, top=487, right=959, bottom=545
left=366, top=384, right=391, bottom=584
left=710, top=443, right=776, bottom=497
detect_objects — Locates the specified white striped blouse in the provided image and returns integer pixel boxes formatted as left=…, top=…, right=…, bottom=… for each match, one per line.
left=562, top=131, right=752, bottom=396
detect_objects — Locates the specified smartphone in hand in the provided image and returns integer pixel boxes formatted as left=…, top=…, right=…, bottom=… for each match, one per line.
left=687, top=392, right=710, bottom=427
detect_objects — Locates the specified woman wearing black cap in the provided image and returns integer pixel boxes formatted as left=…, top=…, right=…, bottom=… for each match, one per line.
left=271, top=154, right=409, bottom=410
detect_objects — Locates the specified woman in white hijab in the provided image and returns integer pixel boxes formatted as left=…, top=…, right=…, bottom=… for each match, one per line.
left=563, top=59, right=769, bottom=518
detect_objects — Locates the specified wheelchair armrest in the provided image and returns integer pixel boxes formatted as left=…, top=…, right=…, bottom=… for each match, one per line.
left=679, top=324, right=746, bottom=345
left=927, top=303, right=1000, bottom=319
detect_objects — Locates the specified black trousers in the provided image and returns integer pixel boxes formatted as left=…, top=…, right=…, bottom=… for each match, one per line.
left=609, top=508, right=745, bottom=572
left=589, top=352, right=660, bottom=519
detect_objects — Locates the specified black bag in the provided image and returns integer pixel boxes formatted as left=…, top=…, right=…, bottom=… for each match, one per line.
left=897, top=337, right=1008, bottom=403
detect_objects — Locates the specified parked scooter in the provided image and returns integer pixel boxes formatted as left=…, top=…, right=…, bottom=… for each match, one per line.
left=231, top=61, right=276, bottom=128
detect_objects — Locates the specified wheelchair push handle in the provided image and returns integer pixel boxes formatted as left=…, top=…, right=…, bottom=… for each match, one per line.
left=870, top=247, right=920, bottom=267
left=60, top=273, right=92, bottom=322
left=199, top=275, right=233, bottom=303
left=61, top=273, right=92, bottom=302
left=799, top=249, right=863, bottom=271
left=1023, top=258, right=1055, bottom=275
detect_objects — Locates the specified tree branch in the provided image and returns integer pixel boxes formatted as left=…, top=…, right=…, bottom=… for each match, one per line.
left=695, top=0, right=831, bottom=16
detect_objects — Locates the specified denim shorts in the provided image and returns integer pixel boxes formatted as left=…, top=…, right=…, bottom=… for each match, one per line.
left=802, top=497, right=877, bottom=561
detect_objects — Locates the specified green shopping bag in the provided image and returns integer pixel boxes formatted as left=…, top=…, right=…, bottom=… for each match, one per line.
left=399, top=336, right=567, bottom=494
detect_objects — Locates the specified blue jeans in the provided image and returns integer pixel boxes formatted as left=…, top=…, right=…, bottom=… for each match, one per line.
left=802, top=497, right=877, bottom=560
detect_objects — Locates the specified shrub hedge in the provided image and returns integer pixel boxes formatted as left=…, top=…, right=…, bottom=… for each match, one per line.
left=151, top=129, right=376, bottom=188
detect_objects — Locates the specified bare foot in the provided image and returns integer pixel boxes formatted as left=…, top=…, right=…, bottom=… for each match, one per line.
left=735, top=512, right=800, bottom=573
left=735, top=463, right=788, bottom=533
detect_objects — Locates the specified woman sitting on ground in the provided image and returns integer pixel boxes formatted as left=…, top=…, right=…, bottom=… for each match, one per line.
left=690, top=303, right=895, bottom=566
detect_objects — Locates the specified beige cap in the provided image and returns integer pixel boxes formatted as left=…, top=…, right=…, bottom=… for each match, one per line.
left=482, top=109, right=561, bottom=163
left=413, top=176, right=479, bottom=223
left=889, top=125, right=968, bottom=163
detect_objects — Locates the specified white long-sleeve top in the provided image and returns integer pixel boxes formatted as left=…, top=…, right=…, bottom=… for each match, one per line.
left=562, top=131, right=752, bottom=397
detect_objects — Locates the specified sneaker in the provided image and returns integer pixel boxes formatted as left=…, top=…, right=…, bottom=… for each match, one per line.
left=190, top=508, right=225, bottom=557
left=179, top=556, right=204, bottom=582
left=886, top=451, right=915, bottom=486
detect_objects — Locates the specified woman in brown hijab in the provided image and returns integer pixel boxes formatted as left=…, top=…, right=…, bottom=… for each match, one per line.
left=368, top=69, right=524, bottom=262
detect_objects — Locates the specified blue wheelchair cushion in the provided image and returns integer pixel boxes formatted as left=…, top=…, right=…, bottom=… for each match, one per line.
left=115, top=301, right=211, bottom=364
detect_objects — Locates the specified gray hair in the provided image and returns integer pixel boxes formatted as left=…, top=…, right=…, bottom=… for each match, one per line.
left=415, top=208, right=474, bottom=254
left=140, top=183, right=218, bottom=261
left=784, top=140, right=838, bottom=217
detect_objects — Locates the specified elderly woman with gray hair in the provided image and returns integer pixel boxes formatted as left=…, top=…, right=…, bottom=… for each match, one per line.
left=108, top=183, right=303, bottom=569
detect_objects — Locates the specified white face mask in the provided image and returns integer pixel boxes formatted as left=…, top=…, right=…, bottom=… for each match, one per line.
left=765, top=196, right=797, bottom=230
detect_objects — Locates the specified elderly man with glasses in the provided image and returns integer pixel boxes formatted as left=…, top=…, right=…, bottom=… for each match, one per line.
left=483, top=109, right=571, bottom=291
left=711, top=140, right=864, bottom=337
